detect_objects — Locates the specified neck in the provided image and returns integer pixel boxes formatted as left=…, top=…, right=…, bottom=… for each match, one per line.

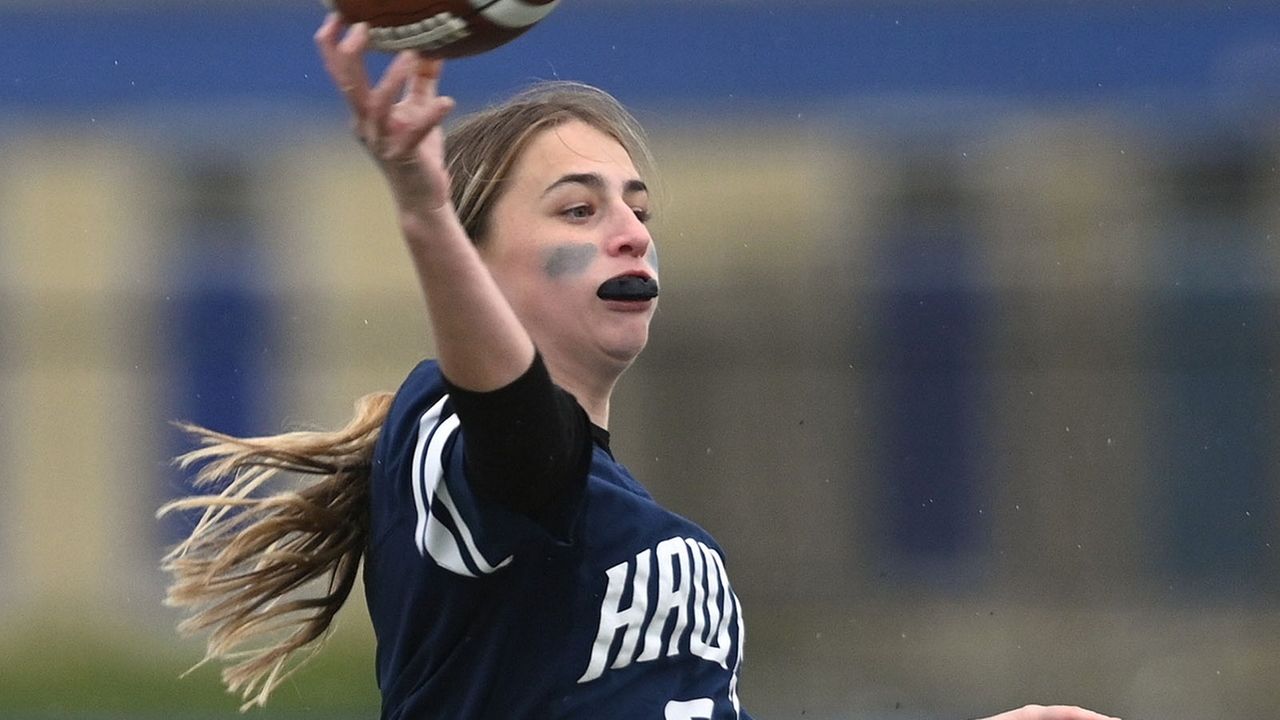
left=541, top=352, right=624, bottom=429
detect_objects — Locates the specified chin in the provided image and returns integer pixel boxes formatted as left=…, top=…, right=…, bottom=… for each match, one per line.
left=601, top=331, right=649, bottom=368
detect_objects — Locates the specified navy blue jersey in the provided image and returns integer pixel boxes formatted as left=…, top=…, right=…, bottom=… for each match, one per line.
left=364, top=360, right=751, bottom=719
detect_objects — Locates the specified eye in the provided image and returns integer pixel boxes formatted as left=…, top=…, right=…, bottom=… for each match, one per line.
left=632, top=207, right=652, bottom=224
left=562, top=204, right=594, bottom=220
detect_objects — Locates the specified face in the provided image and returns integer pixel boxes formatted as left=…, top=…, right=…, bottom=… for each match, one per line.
left=481, top=120, right=658, bottom=374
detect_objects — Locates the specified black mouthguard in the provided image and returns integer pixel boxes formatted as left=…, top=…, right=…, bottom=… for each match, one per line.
left=597, top=275, right=659, bottom=301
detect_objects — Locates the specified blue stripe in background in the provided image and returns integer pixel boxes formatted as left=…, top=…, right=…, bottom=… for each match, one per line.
left=158, top=164, right=278, bottom=545
left=1145, top=146, right=1280, bottom=597
left=871, top=167, right=987, bottom=585
left=2, top=3, right=1278, bottom=116
left=1151, top=289, right=1278, bottom=596
left=878, top=278, right=984, bottom=564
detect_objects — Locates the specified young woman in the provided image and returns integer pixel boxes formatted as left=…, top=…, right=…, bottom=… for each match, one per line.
left=159, top=14, right=1122, bottom=720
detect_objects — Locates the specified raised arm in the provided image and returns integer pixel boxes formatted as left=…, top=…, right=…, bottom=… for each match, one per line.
left=314, top=15, right=535, bottom=392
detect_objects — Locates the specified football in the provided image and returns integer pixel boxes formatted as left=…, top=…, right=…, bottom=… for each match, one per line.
left=326, top=0, right=560, bottom=57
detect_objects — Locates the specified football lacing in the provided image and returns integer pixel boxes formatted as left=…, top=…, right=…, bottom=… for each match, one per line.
left=368, top=12, right=472, bottom=52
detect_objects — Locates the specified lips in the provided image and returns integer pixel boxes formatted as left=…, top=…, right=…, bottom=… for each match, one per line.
left=597, top=274, right=659, bottom=301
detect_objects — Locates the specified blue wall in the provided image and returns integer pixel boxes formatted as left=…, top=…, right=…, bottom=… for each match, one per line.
left=4, top=2, right=1279, bottom=119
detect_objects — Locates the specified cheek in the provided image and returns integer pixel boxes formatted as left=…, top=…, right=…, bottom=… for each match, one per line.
left=542, top=243, right=598, bottom=279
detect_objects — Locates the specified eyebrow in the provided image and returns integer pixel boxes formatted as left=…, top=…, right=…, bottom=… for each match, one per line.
left=541, top=172, right=648, bottom=197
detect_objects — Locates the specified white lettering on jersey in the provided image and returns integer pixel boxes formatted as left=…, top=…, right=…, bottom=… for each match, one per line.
left=577, top=549, right=651, bottom=683
left=578, top=537, right=740, bottom=684
left=728, top=586, right=745, bottom=716
left=636, top=537, right=692, bottom=662
left=688, top=539, right=732, bottom=669
left=665, top=698, right=714, bottom=719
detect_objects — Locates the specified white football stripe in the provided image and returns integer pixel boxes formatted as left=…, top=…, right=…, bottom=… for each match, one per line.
left=477, top=0, right=560, bottom=28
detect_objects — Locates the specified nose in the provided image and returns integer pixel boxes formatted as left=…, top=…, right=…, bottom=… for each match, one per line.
left=604, top=205, right=652, bottom=259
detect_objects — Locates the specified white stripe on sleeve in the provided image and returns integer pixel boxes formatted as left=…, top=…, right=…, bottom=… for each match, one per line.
left=410, top=397, right=448, bottom=558
left=411, top=396, right=514, bottom=577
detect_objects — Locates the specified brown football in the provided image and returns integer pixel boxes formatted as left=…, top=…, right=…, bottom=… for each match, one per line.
left=326, top=0, right=560, bottom=57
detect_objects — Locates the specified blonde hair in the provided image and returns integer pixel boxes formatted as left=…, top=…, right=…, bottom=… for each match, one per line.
left=158, top=80, right=654, bottom=710
left=447, top=81, right=655, bottom=243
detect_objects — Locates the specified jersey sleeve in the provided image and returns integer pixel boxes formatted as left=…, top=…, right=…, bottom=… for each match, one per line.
left=444, top=352, right=591, bottom=538
left=377, top=358, right=588, bottom=578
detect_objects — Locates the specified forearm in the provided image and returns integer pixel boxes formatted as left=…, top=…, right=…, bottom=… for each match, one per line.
left=400, top=203, right=535, bottom=393
left=313, top=20, right=531, bottom=392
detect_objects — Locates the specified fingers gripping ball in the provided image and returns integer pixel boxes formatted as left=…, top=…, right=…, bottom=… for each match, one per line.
left=325, top=0, right=560, bottom=57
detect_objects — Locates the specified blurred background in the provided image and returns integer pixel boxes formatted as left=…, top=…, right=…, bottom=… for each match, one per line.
left=2, top=1, right=1279, bottom=718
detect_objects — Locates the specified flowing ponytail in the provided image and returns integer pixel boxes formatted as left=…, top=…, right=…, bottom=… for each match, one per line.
left=158, top=391, right=394, bottom=710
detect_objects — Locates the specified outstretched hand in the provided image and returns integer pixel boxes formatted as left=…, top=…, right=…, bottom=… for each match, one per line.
left=977, top=705, right=1121, bottom=720
left=314, top=13, right=457, bottom=214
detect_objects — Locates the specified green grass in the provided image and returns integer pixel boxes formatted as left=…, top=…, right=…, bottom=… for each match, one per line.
left=0, top=617, right=380, bottom=717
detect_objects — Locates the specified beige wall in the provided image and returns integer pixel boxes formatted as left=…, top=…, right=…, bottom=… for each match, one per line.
left=0, top=135, right=168, bottom=617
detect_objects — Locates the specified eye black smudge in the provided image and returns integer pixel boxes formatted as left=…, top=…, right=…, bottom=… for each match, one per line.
left=543, top=244, right=597, bottom=278
left=645, top=243, right=659, bottom=274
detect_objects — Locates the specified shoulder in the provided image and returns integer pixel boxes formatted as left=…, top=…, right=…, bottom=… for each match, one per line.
left=374, top=359, right=451, bottom=465
left=398, top=358, right=447, bottom=401
left=387, top=359, right=447, bottom=421
left=586, top=446, right=653, bottom=500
